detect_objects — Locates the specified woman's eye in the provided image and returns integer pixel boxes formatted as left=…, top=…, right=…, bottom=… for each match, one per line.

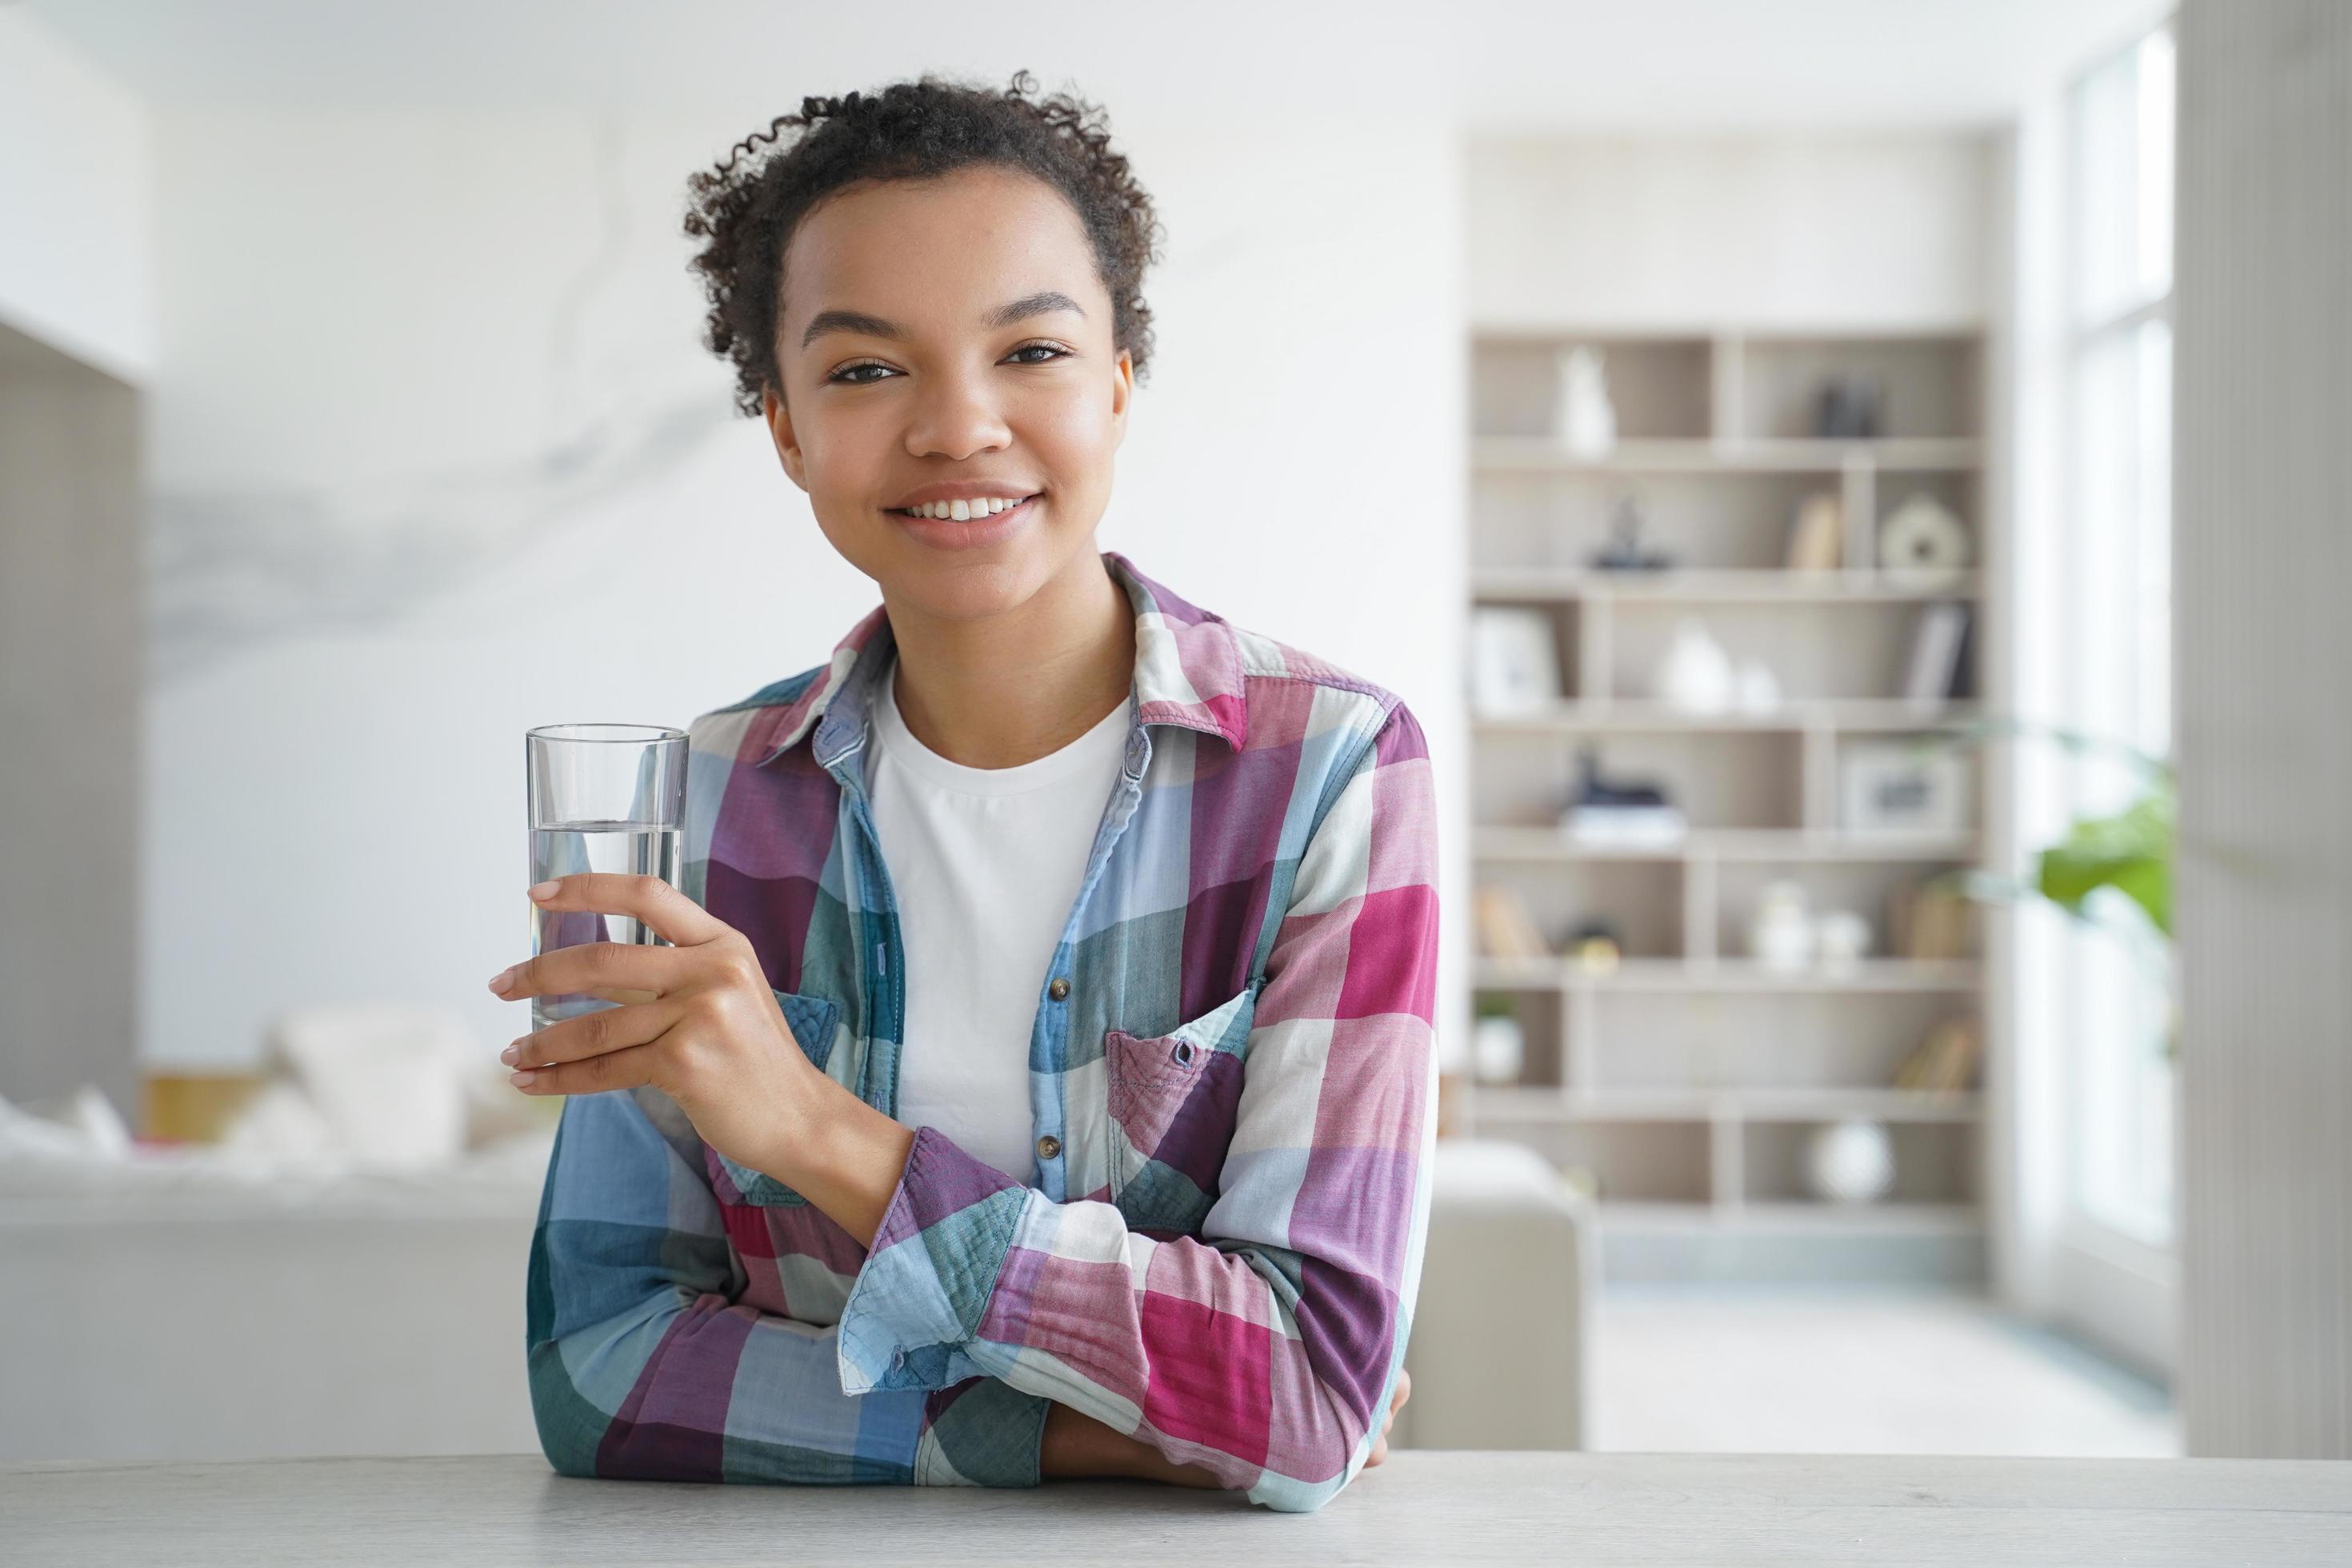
left=1006, top=343, right=1069, bottom=365
left=829, top=361, right=895, bottom=385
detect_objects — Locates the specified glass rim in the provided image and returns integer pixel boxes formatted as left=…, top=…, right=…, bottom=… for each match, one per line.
left=527, top=723, right=686, bottom=744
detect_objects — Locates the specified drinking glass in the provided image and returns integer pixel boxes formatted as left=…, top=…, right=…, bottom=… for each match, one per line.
left=524, top=723, right=688, bottom=1033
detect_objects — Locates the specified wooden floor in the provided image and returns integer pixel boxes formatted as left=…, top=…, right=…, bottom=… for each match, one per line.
left=1593, top=1284, right=2179, bottom=1457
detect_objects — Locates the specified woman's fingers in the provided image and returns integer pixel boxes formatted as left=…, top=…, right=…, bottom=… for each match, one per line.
left=1363, top=1367, right=1411, bottom=1470
left=490, top=936, right=701, bottom=1005
left=506, top=1038, right=666, bottom=1097
left=504, top=998, right=682, bottom=1072
left=526, top=873, right=735, bottom=947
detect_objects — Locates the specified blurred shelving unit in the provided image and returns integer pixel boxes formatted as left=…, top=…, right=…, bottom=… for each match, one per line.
left=1462, top=325, right=1993, bottom=1284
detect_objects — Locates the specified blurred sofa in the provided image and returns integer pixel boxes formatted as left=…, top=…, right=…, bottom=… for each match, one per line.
left=0, top=1098, right=1593, bottom=1464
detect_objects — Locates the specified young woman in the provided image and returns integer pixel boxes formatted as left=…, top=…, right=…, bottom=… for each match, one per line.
left=498, top=72, right=1439, bottom=1514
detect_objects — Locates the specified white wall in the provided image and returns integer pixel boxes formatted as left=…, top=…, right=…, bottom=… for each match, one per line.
left=138, top=105, right=1470, bottom=1079
left=0, top=9, right=153, bottom=382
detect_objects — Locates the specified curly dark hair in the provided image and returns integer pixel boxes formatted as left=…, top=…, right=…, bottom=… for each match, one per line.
left=682, top=69, right=1164, bottom=418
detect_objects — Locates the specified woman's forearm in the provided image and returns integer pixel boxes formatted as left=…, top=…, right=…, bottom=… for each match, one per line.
left=1039, top=1402, right=1223, bottom=1487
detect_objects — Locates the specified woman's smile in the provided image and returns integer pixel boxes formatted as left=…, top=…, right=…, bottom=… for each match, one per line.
left=889, top=490, right=1042, bottom=550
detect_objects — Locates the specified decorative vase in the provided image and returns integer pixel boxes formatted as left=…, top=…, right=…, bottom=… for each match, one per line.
left=1654, top=618, right=1734, bottom=714
left=1878, top=492, right=1970, bottom=578
left=1805, top=1117, right=1895, bottom=1204
left=1750, top=878, right=1815, bottom=971
left=1557, top=346, right=1617, bottom=458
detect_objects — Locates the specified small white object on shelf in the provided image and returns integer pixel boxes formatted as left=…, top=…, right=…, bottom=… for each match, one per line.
left=1749, top=878, right=1815, bottom=970
left=1734, top=658, right=1782, bottom=714
left=1472, top=1015, right=1528, bottom=1086
left=1815, top=908, right=1873, bottom=968
left=1652, top=618, right=1734, bottom=713
left=1556, top=344, right=1617, bottom=458
left=1563, top=804, right=1689, bottom=848
left=1805, top=1117, right=1897, bottom=1204
left=1878, top=491, right=1970, bottom=578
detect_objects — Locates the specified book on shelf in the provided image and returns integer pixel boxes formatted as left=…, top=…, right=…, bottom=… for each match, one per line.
left=1902, top=601, right=1972, bottom=706
left=1474, top=884, right=1552, bottom=959
left=1889, top=874, right=1975, bottom=959
left=1893, top=1014, right=1982, bottom=1093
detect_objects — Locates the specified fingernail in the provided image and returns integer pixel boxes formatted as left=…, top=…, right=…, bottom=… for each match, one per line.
left=528, top=881, right=560, bottom=901
left=510, top=1070, right=537, bottom=1086
left=499, top=1044, right=519, bottom=1065
left=487, top=967, right=516, bottom=994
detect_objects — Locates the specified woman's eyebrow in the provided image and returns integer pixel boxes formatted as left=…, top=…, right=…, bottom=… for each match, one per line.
left=799, top=291, right=1085, bottom=350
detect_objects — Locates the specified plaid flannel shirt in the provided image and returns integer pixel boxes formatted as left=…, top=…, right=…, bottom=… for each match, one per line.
left=525, top=548, right=1441, bottom=1513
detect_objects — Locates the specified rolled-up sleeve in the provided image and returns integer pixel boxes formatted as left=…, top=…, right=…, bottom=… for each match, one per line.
left=526, top=1081, right=1050, bottom=1487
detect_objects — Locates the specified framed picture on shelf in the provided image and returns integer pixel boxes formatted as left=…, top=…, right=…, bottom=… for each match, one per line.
left=1469, top=606, right=1562, bottom=716
left=1840, top=741, right=1972, bottom=834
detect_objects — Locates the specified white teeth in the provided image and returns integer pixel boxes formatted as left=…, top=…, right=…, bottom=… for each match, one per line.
left=907, top=497, right=1025, bottom=519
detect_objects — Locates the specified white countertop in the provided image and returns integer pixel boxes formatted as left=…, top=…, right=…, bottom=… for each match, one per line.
left=6, top=1450, right=2349, bottom=1564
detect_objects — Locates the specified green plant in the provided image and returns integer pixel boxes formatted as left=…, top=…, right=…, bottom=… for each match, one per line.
left=1912, top=714, right=2178, bottom=1060
left=1903, top=713, right=2174, bottom=938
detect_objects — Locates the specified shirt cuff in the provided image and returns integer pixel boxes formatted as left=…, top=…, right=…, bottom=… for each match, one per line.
left=913, top=1376, right=1054, bottom=1487
left=836, top=1122, right=1030, bottom=1396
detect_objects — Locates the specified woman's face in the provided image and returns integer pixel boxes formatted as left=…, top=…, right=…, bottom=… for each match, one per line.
left=762, top=163, right=1133, bottom=621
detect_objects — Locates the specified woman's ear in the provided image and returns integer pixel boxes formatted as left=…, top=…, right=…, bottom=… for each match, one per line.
left=762, top=383, right=810, bottom=491
left=1110, top=349, right=1134, bottom=449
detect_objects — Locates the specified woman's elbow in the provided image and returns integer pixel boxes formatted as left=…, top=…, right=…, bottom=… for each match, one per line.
left=526, top=1336, right=608, bottom=1479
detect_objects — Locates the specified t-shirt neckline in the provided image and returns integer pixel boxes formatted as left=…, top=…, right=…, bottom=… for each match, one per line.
left=872, top=654, right=1131, bottom=798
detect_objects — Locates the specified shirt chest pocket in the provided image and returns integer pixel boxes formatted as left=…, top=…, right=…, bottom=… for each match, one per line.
left=1103, top=982, right=1261, bottom=1233
left=708, top=988, right=842, bottom=1208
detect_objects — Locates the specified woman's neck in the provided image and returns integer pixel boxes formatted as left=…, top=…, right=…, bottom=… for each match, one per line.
left=881, top=550, right=1134, bottom=770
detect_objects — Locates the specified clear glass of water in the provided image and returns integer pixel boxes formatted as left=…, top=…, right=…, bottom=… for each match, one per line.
left=525, top=723, right=687, bottom=1033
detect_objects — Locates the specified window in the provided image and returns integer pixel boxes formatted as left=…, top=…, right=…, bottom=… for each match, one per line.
left=2056, top=19, right=2176, bottom=1246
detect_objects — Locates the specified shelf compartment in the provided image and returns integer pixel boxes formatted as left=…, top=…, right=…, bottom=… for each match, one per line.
left=1603, top=597, right=1946, bottom=704
left=1471, top=467, right=1829, bottom=574
left=1474, top=729, right=1803, bottom=835
left=1740, top=1118, right=1978, bottom=1208
left=1475, top=858, right=1686, bottom=964
left=1470, top=335, right=1713, bottom=442
left=1714, top=860, right=1982, bottom=966
left=1729, top=334, right=1984, bottom=442
left=1470, top=984, right=1567, bottom=1090
left=1490, top=1119, right=1714, bottom=1206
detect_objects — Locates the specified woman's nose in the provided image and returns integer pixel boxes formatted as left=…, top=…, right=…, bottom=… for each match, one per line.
left=903, top=370, right=1012, bottom=460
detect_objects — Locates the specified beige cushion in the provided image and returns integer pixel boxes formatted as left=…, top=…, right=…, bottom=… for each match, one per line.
left=1397, top=1136, right=1594, bottom=1450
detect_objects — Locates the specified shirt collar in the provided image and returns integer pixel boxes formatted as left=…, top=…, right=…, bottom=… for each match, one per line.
left=750, top=548, right=1248, bottom=770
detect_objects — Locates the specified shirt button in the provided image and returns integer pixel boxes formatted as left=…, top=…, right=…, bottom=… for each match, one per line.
left=1048, top=977, right=1070, bottom=1001
left=1037, top=1134, right=1062, bottom=1160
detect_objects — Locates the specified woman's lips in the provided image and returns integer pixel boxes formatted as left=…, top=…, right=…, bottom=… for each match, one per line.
left=890, top=493, right=1039, bottom=550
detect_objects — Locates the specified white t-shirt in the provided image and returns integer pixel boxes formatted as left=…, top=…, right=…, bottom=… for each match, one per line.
left=868, top=653, right=1132, bottom=1183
